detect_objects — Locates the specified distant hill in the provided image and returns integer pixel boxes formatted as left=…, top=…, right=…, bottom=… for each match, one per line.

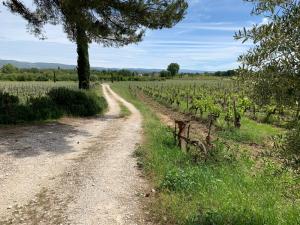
left=0, top=59, right=204, bottom=74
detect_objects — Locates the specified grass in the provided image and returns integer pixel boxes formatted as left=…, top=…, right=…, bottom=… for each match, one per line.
left=111, top=82, right=300, bottom=225
left=118, top=100, right=131, bottom=118
left=217, top=117, right=283, bottom=145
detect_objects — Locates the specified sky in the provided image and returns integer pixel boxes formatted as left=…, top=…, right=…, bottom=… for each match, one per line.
left=0, top=0, right=263, bottom=71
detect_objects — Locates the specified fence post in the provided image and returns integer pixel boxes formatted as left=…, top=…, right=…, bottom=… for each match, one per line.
left=175, top=120, right=190, bottom=152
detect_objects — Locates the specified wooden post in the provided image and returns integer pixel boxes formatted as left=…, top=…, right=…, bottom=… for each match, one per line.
left=175, top=120, right=190, bottom=152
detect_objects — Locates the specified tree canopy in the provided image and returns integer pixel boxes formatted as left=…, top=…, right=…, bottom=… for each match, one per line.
left=1, top=64, right=18, bottom=74
left=4, top=0, right=188, bottom=88
left=167, top=63, right=180, bottom=76
left=235, top=0, right=300, bottom=108
left=235, top=0, right=300, bottom=75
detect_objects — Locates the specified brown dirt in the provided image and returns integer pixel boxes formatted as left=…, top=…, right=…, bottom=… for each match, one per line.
left=136, top=91, right=210, bottom=142
left=0, top=84, right=152, bottom=224
left=136, top=91, right=278, bottom=164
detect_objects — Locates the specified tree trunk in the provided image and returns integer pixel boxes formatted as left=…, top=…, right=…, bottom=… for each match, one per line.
left=76, top=27, right=90, bottom=89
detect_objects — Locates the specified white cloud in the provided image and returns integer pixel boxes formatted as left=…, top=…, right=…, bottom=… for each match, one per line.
left=259, top=17, right=270, bottom=25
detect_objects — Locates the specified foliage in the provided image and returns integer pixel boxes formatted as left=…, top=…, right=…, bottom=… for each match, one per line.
left=235, top=0, right=300, bottom=74
left=235, top=1, right=300, bottom=111
left=4, top=0, right=188, bottom=89
left=160, top=70, right=172, bottom=78
left=0, top=82, right=78, bottom=102
left=282, top=122, right=300, bottom=168
left=167, top=63, right=180, bottom=77
left=0, top=92, right=62, bottom=124
left=214, top=70, right=236, bottom=77
left=0, top=84, right=107, bottom=124
left=0, top=68, right=165, bottom=82
left=134, top=79, right=291, bottom=130
left=48, top=87, right=107, bottom=117
left=1, top=64, right=18, bottom=74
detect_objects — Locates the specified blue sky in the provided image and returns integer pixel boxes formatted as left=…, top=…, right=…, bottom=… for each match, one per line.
left=0, top=0, right=262, bottom=71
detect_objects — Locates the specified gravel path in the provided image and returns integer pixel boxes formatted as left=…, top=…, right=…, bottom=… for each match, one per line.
left=0, top=84, right=151, bottom=224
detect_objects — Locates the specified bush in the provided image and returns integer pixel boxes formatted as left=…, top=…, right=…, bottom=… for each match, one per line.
left=48, top=87, right=107, bottom=116
left=0, top=92, right=20, bottom=124
left=36, top=75, right=50, bottom=81
left=0, top=92, right=19, bottom=107
left=282, top=123, right=300, bottom=168
left=160, top=70, right=171, bottom=77
left=0, top=87, right=107, bottom=124
left=0, top=94, right=63, bottom=124
left=1, top=64, right=18, bottom=74
left=25, top=97, right=63, bottom=121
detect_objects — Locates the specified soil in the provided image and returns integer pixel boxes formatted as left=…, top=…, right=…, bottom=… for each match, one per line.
left=136, top=91, right=210, bottom=142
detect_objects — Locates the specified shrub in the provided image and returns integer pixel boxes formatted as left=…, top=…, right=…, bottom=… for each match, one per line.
left=282, top=123, right=300, bottom=168
left=0, top=93, right=63, bottom=124
left=0, top=87, right=107, bottom=124
left=48, top=87, right=107, bottom=116
left=1, top=64, right=18, bottom=74
left=25, top=97, right=63, bottom=121
left=0, top=92, right=19, bottom=107
left=0, top=92, right=20, bottom=124
left=160, top=70, right=171, bottom=77
left=36, top=75, right=50, bottom=81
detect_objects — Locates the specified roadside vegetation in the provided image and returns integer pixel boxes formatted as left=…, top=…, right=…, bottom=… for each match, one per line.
left=111, top=82, right=300, bottom=225
left=118, top=101, right=131, bottom=118
left=0, top=82, right=107, bottom=124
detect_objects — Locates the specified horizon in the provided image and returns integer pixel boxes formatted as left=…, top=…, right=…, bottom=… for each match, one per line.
left=0, top=58, right=219, bottom=72
left=0, top=0, right=261, bottom=71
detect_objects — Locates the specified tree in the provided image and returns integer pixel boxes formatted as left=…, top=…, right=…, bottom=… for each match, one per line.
left=1, top=64, right=18, bottom=74
left=236, top=0, right=300, bottom=163
left=4, top=0, right=188, bottom=89
left=160, top=70, right=171, bottom=78
left=235, top=0, right=300, bottom=108
left=167, top=63, right=180, bottom=76
left=235, top=0, right=300, bottom=75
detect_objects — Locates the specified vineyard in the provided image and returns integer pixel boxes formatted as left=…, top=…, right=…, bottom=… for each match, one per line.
left=0, top=81, right=82, bottom=103
left=126, top=78, right=300, bottom=162
left=132, top=79, right=298, bottom=129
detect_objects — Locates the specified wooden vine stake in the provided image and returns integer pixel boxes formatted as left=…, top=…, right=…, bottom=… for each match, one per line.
left=175, top=120, right=190, bottom=152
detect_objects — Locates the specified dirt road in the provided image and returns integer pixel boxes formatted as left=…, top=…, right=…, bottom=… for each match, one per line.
left=0, top=84, right=151, bottom=224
